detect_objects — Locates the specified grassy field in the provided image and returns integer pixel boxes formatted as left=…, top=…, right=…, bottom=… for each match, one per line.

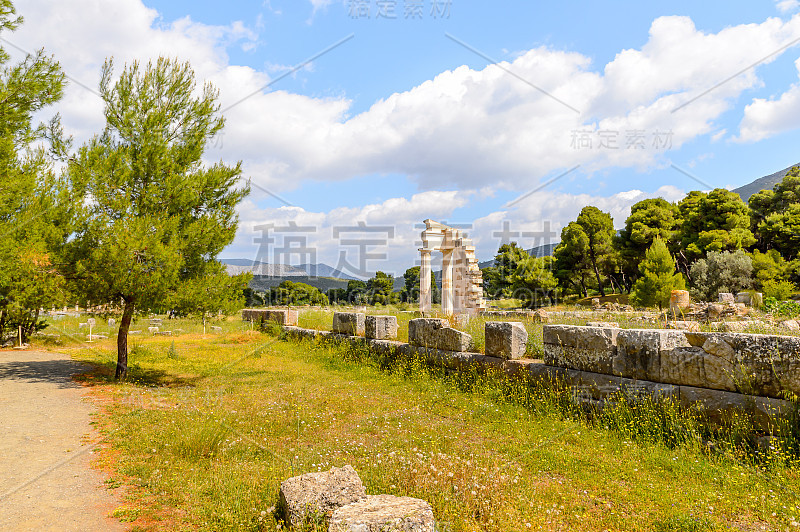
left=31, top=317, right=800, bottom=531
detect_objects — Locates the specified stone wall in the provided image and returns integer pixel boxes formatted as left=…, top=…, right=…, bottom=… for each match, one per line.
left=242, top=308, right=298, bottom=327
left=543, top=324, right=800, bottom=400
left=279, top=320, right=794, bottom=424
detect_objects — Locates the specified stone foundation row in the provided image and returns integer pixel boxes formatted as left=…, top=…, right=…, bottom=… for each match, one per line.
left=280, top=325, right=790, bottom=428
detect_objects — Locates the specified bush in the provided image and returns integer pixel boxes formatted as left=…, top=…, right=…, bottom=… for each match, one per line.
left=689, top=250, right=753, bottom=301
left=761, top=279, right=796, bottom=301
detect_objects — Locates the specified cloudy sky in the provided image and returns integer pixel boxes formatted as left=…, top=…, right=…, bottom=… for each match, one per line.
left=8, top=0, right=800, bottom=278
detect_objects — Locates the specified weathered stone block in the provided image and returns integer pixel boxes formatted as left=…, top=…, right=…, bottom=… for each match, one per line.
left=616, top=329, right=690, bottom=381
left=364, top=315, right=398, bottom=340
left=485, top=321, right=528, bottom=360
left=436, top=327, right=474, bottom=352
left=328, top=495, right=435, bottom=532
left=279, top=465, right=366, bottom=527
left=670, top=290, right=691, bottom=313
left=333, top=312, right=365, bottom=336
left=682, top=332, right=800, bottom=398
left=718, top=292, right=735, bottom=304
left=242, top=308, right=299, bottom=326
left=543, top=325, right=619, bottom=374
left=408, top=318, right=448, bottom=348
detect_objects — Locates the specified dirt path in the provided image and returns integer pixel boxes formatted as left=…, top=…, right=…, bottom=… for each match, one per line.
left=0, top=349, right=124, bottom=531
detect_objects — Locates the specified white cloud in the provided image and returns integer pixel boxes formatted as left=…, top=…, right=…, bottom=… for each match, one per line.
left=777, top=0, right=800, bottom=13
left=226, top=185, right=687, bottom=275
left=11, top=3, right=800, bottom=196
left=737, top=57, right=800, bottom=142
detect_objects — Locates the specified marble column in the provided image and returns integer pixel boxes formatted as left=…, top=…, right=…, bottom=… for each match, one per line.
left=441, top=249, right=454, bottom=315
left=419, top=249, right=432, bottom=314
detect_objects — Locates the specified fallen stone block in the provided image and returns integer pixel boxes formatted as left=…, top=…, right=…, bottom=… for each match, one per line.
left=408, top=318, right=448, bottom=348
left=436, top=327, right=474, bottom=352
left=365, top=315, right=398, bottom=340
left=328, top=495, right=435, bottom=532
left=279, top=465, right=366, bottom=528
left=485, top=321, right=528, bottom=360
left=333, top=312, right=365, bottom=336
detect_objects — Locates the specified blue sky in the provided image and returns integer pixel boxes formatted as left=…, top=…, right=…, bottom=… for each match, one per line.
left=11, top=0, right=800, bottom=276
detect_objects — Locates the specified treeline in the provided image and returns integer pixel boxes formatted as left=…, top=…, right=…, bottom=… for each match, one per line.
left=483, top=170, right=800, bottom=308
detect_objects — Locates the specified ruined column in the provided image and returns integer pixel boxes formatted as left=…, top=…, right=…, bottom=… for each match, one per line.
left=419, top=249, right=432, bottom=314
left=441, top=249, right=454, bottom=315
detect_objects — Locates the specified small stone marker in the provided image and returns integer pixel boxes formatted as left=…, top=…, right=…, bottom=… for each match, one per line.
left=670, top=290, right=690, bottom=313
left=108, top=318, right=116, bottom=327
left=328, top=494, right=435, bottom=532
left=364, top=315, right=398, bottom=340
left=87, top=318, right=96, bottom=327
left=279, top=465, right=366, bottom=527
left=148, top=326, right=159, bottom=334
left=78, top=323, right=87, bottom=329
left=332, top=312, right=365, bottom=336
left=485, top=321, right=528, bottom=360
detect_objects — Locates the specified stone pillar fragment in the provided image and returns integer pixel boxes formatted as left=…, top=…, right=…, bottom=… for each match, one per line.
left=419, top=249, right=432, bottom=314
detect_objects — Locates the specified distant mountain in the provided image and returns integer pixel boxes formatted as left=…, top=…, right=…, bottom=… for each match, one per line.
left=219, top=259, right=359, bottom=280
left=477, top=242, right=559, bottom=269
left=733, top=162, right=800, bottom=202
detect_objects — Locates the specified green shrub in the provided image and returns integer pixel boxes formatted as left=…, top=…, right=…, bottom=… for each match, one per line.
left=761, top=279, right=796, bottom=301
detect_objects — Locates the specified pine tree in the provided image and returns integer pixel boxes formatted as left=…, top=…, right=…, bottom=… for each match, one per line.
left=630, top=239, right=685, bottom=309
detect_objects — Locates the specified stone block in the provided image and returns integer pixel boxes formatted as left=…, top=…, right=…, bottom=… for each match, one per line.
left=242, top=308, right=299, bottom=326
left=682, top=332, right=800, bottom=398
left=279, top=465, right=366, bottom=527
left=436, top=327, right=474, bottom=352
left=364, top=315, right=398, bottom=340
left=616, top=329, right=690, bottom=381
left=328, top=495, right=435, bottom=532
left=333, top=312, right=365, bottom=336
left=408, top=318, right=448, bottom=348
left=542, top=325, right=619, bottom=374
left=667, top=320, right=701, bottom=332
left=485, top=321, right=528, bottom=360
left=718, top=292, right=735, bottom=304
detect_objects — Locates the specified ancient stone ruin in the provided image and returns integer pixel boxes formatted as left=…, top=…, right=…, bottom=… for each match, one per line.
left=418, top=219, right=487, bottom=316
left=278, top=465, right=435, bottom=531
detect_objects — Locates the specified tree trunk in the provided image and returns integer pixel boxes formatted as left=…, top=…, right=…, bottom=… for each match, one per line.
left=115, top=298, right=135, bottom=380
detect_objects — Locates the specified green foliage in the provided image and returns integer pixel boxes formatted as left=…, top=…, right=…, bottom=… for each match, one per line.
left=761, top=279, right=797, bottom=301
left=678, top=189, right=755, bottom=261
left=763, top=297, right=800, bottom=317
left=266, top=281, right=328, bottom=306
left=510, top=256, right=558, bottom=308
left=0, top=0, right=69, bottom=341
left=366, top=271, right=395, bottom=304
left=616, top=198, right=681, bottom=289
left=65, top=57, right=248, bottom=378
left=573, top=206, right=617, bottom=296
left=749, top=249, right=789, bottom=289
left=482, top=242, right=529, bottom=299
left=758, top=203, right=800, bottom=259
left=400, top=266, right=438, bottom=304
left=630, top=239, right=685, bottom=308
left=554, top=222, right=593, bottom=297
left=689, top=250, right=754, bottom=302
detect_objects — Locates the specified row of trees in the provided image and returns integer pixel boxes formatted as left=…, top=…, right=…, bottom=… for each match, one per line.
left=0, top=3, right=249, bottom=378
left=484, top=170, right=800, bottom=308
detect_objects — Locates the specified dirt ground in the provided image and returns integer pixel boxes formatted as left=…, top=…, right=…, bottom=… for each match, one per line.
left=0, top=349, right=124, bottom=531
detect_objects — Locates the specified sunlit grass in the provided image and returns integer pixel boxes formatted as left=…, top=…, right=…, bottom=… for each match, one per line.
left=42, top=325, right=800, bottom=531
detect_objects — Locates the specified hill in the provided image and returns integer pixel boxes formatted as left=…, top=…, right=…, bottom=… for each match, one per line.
left=248, top=275, right=349, bottom=294
left=220, top=259, right=358, bottom=280
left=733, top=162, right=800, bottom=202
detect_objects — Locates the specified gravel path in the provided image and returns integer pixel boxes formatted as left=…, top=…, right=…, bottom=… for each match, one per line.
left=0, top=349, right=124, bottom=531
